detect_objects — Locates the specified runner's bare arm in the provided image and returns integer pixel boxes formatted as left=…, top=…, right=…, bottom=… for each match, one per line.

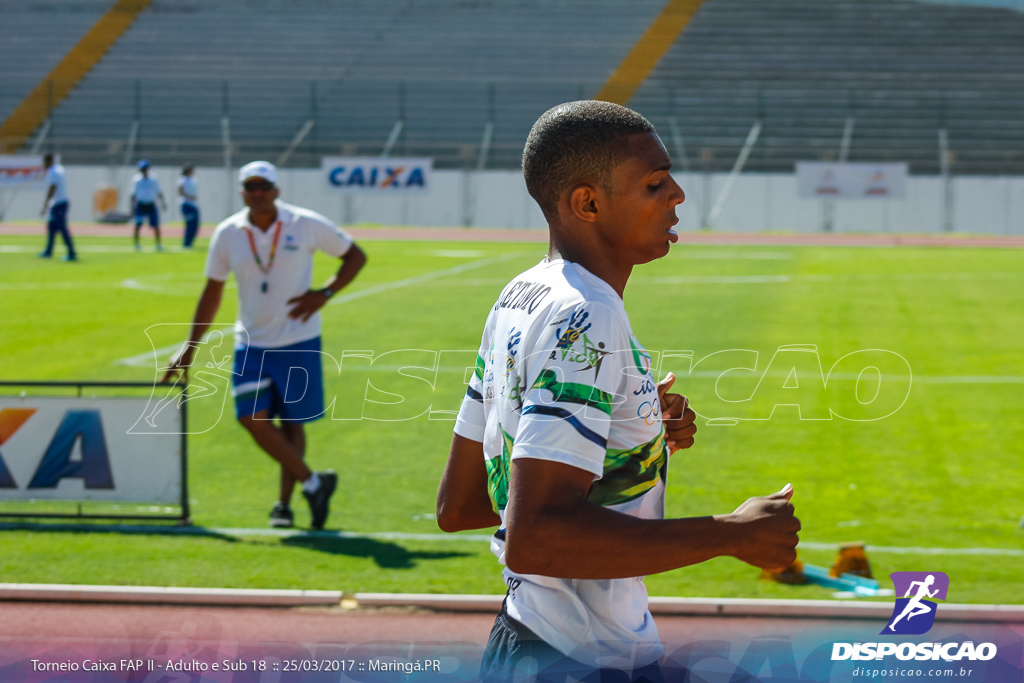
left=437, top=434, right=501, bottom=532
left=504, top=458, right=800, bottom=579
left=287, top=243, right=367, bottom=322
left=161, top=278, right=225, bottom=383
left=41, top=184, right=55, bottom=215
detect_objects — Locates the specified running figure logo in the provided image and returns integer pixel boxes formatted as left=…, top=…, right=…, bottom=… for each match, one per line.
left=882, top=571, right=949, bottom=635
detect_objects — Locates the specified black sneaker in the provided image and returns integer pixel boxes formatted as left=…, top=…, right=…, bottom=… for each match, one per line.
left=268, top=502, right=293, bottom=528
left=303, top=470, right=337, bottom=530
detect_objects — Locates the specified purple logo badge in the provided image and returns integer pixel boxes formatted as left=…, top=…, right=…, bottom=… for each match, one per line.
left=881, top=571, right=949, bottom=635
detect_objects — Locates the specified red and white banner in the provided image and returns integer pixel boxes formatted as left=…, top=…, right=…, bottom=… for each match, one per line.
left=0, top=155, right=49, bottom=187
left=797, top=162, right=908, bottom=199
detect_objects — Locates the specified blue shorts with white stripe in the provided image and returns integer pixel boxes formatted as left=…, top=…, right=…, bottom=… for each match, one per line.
left=231, top=336, right=325, bottom=422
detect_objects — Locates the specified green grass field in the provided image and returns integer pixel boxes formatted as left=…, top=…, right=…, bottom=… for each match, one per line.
left=1, top=233, right=1022, bottom=604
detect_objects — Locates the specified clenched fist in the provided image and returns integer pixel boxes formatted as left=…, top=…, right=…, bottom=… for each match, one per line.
left=726, top=484, right=801, bottom=571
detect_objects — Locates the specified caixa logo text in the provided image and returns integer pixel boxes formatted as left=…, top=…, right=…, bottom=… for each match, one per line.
left=0, top=408, right=113, bottom=489
left=831, top=642, right=997, bottom=662
left=322, top=157, right=431, bottom=191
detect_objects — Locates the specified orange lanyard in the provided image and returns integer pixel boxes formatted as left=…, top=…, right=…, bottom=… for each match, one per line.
left=244, top=221, right=282, bottom=275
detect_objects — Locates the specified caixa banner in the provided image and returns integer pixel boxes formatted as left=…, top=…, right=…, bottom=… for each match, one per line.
left=0, top=395, right=183, bottom=506
left=0, top=155, right=50, bottom=187
left=322, top=157, right=432, bottom=193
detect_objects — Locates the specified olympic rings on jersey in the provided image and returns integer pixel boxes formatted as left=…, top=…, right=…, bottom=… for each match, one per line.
left=637, top=400, right=660, bottom=425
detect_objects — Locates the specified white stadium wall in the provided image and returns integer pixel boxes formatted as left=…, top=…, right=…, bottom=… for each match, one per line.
left=3, top=165, right=1024, bottom=235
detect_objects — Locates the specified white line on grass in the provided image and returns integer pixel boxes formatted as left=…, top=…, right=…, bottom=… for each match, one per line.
left=680, top=370, right=1024, bottom=384
left=111, top=252, right=529, bottom=366
left=111, top=362, right=1024, bottom=385
left=799, top=542, right=1024, bottom=557
left=672, top=250, right=794, bottom=260
left=1, top=522, right=1021, bottom=556
left=0, top=281, right=123, bottom=290
left=0, top=245, right=183, bottom=253
left=328, top=251, right=527, bottom=305
left=636, top=271, right=1024, bottom=285
left=640, top=274, right=793, bottom=284
left=215, top=528, right=497, bottom=542
left=122, top=275, right=213, bottom=296
left=115, top=326, right=237, bottom=367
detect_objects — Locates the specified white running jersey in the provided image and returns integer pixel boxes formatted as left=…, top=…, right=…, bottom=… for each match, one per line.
left=455, top=258, right=668, bottom=670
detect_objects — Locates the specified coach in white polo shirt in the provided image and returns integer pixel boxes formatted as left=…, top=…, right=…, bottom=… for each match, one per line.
left=164, top=161, right=367, bottom=529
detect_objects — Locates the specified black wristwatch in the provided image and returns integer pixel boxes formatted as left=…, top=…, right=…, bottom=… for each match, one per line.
left=320, top=287, right=335, bottom=299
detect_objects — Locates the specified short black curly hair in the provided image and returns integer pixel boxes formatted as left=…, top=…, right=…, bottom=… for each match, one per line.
left=522, top=100, right=655, bottom=221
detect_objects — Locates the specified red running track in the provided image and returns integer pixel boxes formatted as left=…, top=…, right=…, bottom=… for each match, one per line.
left=1, top=602, right=1020, bottom=682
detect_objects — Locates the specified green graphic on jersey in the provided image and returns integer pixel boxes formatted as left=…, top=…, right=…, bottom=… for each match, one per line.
left=630, top=337, right=652, bottom=376
left=588, top=431, right=668, bottom=506
left=531, top=368, right=613, bottom=415
left=475, top=353, right=486, bottom=381
left=485, top=425, right=514, bottom=512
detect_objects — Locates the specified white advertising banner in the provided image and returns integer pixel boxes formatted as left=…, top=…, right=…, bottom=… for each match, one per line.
left=0, top=155, right=49, bottom=188
left=322, top=156, right=432, bottom=193
left=0, top=397, right=182, bottom=503
left=797, top=162, right=908, bottom=199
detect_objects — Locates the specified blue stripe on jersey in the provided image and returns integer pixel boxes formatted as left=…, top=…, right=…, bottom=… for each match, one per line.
left=521, top=405, right=607, bottom=449
left=466, top=386, right=483, bottom=402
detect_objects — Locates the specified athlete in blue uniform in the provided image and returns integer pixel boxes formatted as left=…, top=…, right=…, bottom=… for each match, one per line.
left=178, top=164, right=200, bottom=248
left=38, top=154, right=77, bottom=262
left=131, top=159, right=167, bottom=251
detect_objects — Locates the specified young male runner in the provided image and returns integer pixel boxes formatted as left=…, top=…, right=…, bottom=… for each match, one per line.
left=437, top=101, right=800, bottom=681
left=163, top=161, right=366, bottom=529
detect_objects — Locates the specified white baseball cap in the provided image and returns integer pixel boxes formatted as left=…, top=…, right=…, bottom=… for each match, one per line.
left=239, top=160, right=278, bottom=186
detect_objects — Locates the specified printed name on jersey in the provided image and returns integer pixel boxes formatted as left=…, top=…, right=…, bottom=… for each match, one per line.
left=495, top=280, right=552, bottom=313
